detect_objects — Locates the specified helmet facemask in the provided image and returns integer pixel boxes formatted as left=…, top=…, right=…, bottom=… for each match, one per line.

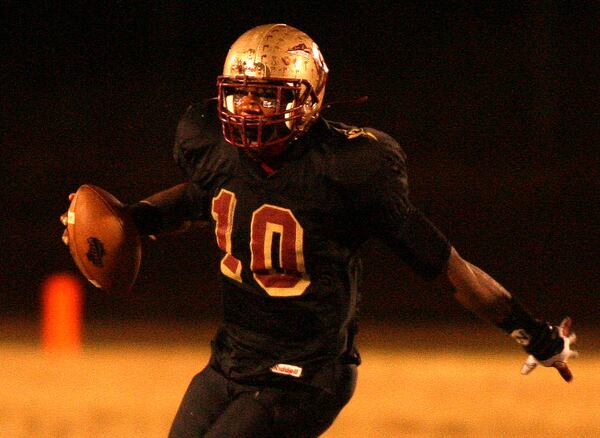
left=217, top=77, right=319, bottom=154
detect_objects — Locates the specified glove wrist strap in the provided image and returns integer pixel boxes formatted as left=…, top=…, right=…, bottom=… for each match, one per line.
left=497, top=297, right=563, bottom=360
left=497, top=297, right=544, bottom=335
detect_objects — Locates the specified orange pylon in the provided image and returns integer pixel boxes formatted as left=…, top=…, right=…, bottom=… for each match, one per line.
left=42, top=273, right=83, bottom=352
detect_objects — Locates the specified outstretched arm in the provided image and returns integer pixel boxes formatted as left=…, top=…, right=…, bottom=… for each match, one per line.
left=445, top=247, right=513, bottom=325
left=443, top=247, right=578, bottom=382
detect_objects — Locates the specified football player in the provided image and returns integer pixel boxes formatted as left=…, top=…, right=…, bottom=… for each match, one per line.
left=62, top=24, right=577, bottom=437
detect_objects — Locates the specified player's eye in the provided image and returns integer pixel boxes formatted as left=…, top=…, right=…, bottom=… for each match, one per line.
left=258, top=88, right=277, bottom=99
left=227, top=85, right=295, bottom=110
left=250, top=88, right=275, bottom=108
left=260, top=96, right=277, bottom=108
left=281, top=89, right=295, bottom=105
left=231, top=94, right=243, bottom=105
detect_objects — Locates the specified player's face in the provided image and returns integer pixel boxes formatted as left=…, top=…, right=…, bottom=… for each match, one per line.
left=230, top=86, right=293, bottom=153
left=231, top=87, right=279, bottom=117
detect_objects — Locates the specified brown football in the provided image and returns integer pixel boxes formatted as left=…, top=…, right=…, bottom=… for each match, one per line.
left=66, top=184, right=141, bottom=293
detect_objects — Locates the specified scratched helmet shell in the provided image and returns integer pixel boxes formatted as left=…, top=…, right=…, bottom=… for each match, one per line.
left=217, top=24, right=329, bottom=153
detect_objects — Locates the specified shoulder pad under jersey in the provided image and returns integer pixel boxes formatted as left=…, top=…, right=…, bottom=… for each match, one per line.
left=324, top=121, right=407, bottom=187
left=173, top=98, right=236, bottom=180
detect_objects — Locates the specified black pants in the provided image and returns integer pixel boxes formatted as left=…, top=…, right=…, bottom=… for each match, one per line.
left=168, top=363, right=357, bottom=437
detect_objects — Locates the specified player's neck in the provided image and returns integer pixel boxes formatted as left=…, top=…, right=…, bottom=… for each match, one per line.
left=244, top=148, right=288, bottom=176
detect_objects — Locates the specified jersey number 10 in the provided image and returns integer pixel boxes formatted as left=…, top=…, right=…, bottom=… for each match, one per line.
left=211, top=189, right=310, bottom=297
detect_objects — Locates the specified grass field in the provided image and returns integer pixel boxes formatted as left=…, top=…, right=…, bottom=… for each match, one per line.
left=1, top=320, right=598, bottom=438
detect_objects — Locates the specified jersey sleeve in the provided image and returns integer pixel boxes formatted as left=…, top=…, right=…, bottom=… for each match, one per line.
left=173, top=98, right=224, bottom=180
left=172, top=98, right=235, bottom=221
left=336, top=128, right=451, bottom=279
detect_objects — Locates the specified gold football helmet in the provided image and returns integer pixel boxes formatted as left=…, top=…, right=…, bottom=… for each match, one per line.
left=217, top=24, right=329, bottom=154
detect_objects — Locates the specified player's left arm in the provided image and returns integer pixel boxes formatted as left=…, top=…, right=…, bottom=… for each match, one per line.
left=444, top=247, right=578, bottom=382
left=348, top=131, right=577, bottom=381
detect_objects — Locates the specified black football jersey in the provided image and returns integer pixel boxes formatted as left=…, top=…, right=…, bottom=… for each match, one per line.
left=173, top=99, right=450, bottom=390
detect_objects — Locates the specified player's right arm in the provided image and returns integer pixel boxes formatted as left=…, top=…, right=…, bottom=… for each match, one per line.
left=60, top=183, right=200, bottom=245
left=126, top=183, right=194, bottom=237
left=62, top=100, right=220, bottom=243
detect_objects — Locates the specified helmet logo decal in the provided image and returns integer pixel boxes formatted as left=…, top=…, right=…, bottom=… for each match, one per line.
left=312, top=42, right=328, bottom=95
left=287, top=43, right=311, bottom=57
left=312, top=43, right=327, bottom=71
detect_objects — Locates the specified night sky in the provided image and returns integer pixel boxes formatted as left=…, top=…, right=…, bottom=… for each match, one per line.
left=2, top=2, right=598, bottom=323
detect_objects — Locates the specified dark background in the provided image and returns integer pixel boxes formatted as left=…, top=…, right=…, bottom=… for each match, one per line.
left=2, top=2, right=598, bottom=325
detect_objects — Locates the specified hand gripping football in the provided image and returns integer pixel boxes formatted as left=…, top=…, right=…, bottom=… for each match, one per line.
left=66, top=185, right=141, bottom=293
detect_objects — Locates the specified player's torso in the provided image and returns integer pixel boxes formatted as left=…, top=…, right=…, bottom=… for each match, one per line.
left=211, top=152, right=356, bottom=300
left=200, top=124, right=371, bottom=372
left=175, top=104, right=376, bottom=380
